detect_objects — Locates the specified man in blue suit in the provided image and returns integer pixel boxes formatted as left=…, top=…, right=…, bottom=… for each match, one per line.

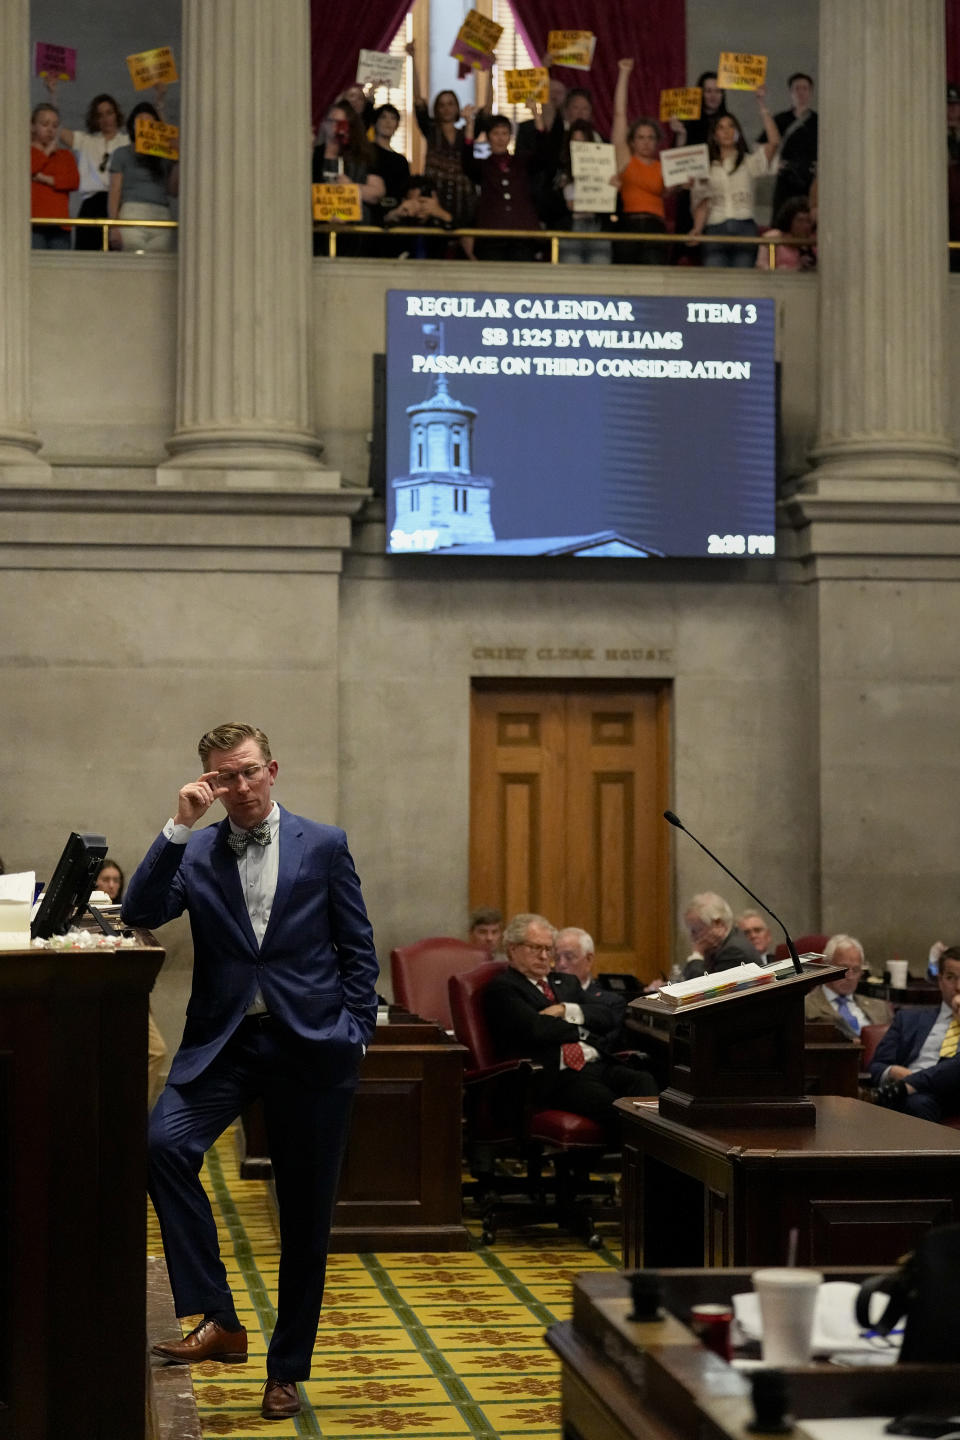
left=123, top=722, right=379, bottom=1421
left=871, top=947, right=960, bottom=1122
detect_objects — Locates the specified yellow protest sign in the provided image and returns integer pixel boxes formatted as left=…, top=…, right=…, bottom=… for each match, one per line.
left=716, top=52, right=767, bottom=91
left=504, top=67, right=549, bottom=105
left=126, top=45, right=178, bottom=91
left=135, top=116, right=179, bottom=160
left=312, top=183, right=362, bottom=223
left=659, top=87, right=702, bottom=122
left=451, top=10, right=503, bottom=69
left=546, top=30, right=596, bottom=70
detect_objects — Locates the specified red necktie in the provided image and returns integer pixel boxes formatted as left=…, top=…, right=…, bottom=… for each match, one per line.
left=538, top=979, right=586, bottom=1069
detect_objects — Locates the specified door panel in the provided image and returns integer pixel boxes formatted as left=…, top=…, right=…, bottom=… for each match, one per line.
left=470, top=684, right=670, bottom=981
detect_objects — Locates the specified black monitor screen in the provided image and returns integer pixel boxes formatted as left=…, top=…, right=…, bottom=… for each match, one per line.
left=386, top=289, right=776, bottom=558
left=31, top=831, right=108, bottom=939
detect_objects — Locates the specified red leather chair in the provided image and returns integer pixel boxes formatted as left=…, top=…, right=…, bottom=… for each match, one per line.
left=448, top=961, right=612, bottom=1247
left=774, top=933, right=829, bottom=960
left=390, top=937, right=487, bottom=1031
left=859, top=1023, right=889, bottom=1073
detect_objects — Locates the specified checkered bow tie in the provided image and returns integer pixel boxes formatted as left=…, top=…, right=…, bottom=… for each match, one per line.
left=226, top=821, right=272, bottom=855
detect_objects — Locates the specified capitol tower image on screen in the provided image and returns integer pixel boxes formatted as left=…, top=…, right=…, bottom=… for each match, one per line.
left=386, top=291, right=777, bottom=559
left=391, top=369, right=496, bottom=549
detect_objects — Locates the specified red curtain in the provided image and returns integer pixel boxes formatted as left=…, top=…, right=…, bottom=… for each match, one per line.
left=949, top=0, right=960, bottom=81
left=311, top=0, right=412, bottom=129
left=507, top=0, right=686, bottom=137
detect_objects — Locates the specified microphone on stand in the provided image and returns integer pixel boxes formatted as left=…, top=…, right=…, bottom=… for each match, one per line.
left=663, top=810, right=803, bottom=976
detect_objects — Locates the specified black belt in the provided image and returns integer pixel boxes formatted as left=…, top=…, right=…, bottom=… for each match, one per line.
left=241, top=1011, right=275, bottom=1029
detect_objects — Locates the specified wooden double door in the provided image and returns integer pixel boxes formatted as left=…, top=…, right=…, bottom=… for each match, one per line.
left=470, top=683, right=670, bottom=982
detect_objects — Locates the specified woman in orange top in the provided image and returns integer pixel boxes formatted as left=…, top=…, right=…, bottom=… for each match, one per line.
left=30, top=103, right=78, bottom=250
left=612, top=58, right=668, bottom=266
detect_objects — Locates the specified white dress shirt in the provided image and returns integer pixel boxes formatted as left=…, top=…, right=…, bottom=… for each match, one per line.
left=164, top=802, right=280, bottom=1014
left=822, top=984, right=872, bottom=1032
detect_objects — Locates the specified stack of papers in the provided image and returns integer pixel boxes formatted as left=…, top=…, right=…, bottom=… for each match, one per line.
left=0, top=871, right=35, bottom=949
left=657, top=961, right=779, bottom=1008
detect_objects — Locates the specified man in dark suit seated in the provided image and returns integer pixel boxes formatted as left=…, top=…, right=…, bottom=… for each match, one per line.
left=682, top=892, right=760, bottom=979
left=554, top=925, right=627, bottom=1044
left=485, top=912, right=656, bottom=1139
left=804, top=933, right=892, bottom=1037
left=872, top=946, right=960, bottom=1121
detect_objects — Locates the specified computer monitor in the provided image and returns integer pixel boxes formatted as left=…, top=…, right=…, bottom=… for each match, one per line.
left=31, top=831, right=108, bottom=940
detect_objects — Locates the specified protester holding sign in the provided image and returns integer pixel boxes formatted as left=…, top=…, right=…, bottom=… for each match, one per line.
left=30, top=102, right=79, bottom=250
left=108, top=101, right=178, bottom=253
left=548, top=120, right=612, bottom=264
left=64, top=95, right=129, bottom=249
left=408, top=40, right=478, bottom=258
left=311, top=101, right=385, bottom=254
left=464, top=107, right=549, bottom=262
left=670, top=71, right=728, bottom=241
left=689, top=91, right=780, bottom=267
left=44, top=82, right=129, bottom=250
left=611, top=58, right=669, bottom=266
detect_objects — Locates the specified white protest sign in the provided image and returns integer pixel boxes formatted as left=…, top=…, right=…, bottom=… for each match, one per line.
left=660, top=143, right=710, bottom=187
left=356, top=49, right=404, bottom=89
left=570, top=141, right=618, bottom=212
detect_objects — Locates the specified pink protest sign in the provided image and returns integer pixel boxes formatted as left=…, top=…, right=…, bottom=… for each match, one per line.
left=35, top=42, right=76, bottom=81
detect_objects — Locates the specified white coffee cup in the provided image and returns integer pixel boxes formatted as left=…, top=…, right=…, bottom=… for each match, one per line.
left=887, top=959, right=909, bottom=989
left=751, top=1267, right=823, bottom=1366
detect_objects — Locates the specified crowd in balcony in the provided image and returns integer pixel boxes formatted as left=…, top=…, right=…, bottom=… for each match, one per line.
left=28, top=45, right=960, bottom=268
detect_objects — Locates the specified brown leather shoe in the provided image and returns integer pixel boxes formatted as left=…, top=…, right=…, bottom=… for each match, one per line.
left=262, top=1379, right=301, bottom=1418
left=152, top=1317, right=247, bottom=1364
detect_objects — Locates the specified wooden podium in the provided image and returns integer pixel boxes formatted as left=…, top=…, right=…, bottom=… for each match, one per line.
left=628, top=962, right=845, bottom=1128
left=0, top=932, right=164, bottom=1440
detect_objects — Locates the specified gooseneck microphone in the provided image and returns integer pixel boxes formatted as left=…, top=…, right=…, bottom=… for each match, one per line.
left=663, top=810, right=803, bottom=975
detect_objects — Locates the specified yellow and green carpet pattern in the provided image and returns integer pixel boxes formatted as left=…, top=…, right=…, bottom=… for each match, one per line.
left=148, top=1128, right=621, bottom=1438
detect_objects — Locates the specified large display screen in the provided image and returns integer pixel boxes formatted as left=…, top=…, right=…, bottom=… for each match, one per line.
left=385, top=289, right=776, bottom=558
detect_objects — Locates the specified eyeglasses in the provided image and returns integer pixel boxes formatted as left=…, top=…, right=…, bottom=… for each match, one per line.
left=521, top=941, right=555, bottom=958
left=843, top=966, right=864, bottom=976
left=554, top=949, right=581, bottom=963
left=214, top=763, right=269, bottom=787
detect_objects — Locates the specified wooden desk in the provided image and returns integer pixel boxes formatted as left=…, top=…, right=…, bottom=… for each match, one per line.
left=861, top=977, right=940, bottom=1007
left=618, top=1094, right=960, bottom=1269
left=0, top=933, right=164, bottom=1440
left=548, top=1269, right=960, bottom=1440
left=240, top=1010, right=469, bottom=1250
left=803, top=1021, right=862, bottom=1097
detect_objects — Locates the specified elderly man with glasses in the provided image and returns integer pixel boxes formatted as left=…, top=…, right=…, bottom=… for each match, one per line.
left=484, top=913, right=656, bottom=1135
left=682, top=892, right=760, bottom=980
left=803, top=934, right=892, bottom=1038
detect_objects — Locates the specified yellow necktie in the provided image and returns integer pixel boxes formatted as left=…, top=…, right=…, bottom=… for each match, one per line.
left=940, top=1015, right=960, bottom=1058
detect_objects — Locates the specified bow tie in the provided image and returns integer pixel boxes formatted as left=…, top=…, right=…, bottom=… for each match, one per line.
left=226, top=820, right=272, bottom=855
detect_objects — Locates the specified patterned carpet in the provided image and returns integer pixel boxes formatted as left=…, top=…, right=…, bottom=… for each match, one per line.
left=147, top=1127, right=622, bottom=1438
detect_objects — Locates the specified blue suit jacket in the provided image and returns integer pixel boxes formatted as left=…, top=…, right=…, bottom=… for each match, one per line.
left=123, top=805, right=379, bottom=1085
left=868, top=1006, right=939, bottom=1086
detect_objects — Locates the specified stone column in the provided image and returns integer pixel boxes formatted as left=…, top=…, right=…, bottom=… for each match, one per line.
left=799, top=0, right=959, bottom=495
left=0, top=0, right=51, bottom=482
left=159, top=0, right=334, bottom=487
